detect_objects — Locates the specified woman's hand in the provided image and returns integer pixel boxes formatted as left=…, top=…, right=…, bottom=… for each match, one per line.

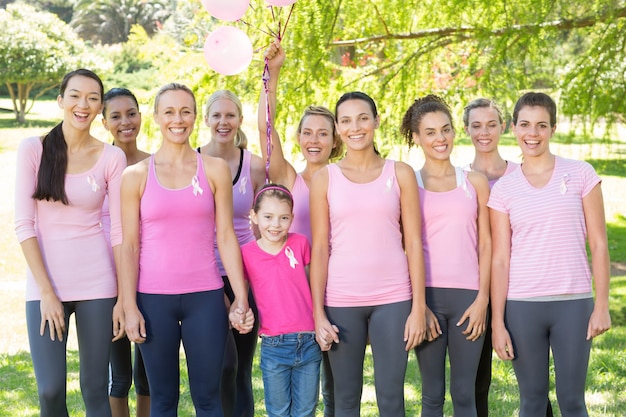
left=125, top=304, right=146, bottom=344
left=587, top=305, right=611, bottom=340
left=39, top=290, right=65, bottom=341
left=425, top=306, right=442, bottom=342
left=264, top=39, right=285, bottom=71
left=492, top=322, right=514, bottom=360
left=457, top=295, right=488, bottom=341
left=404, top=308, right=427, bottom=350
left=229, top=298, right=254, bottom=334
left=112, top=300, right=126, bottom=342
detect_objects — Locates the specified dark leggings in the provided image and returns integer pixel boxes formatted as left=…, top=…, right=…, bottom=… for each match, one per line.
left=475, top=308, right=554, bottom=417
left=321, top=351, right=335, bottom=417
left=326, top=300, right=412, bottom=417
left=221, top=276, right=259, bottom=417
left=26, top=298, right=116, bottom=417
left=506, top=298, right=593, bottom=417
left=137, top=290, right=228, bottom=417
left=109, top=336, right=149, bottom=397
left=414, top=288, right=485, bottom=417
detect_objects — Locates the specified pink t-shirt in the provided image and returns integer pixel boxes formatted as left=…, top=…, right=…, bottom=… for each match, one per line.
left=15, top=136, right=126, bottom=301
left=289, top=174, right=312, bottom=244
left=488, top=156, right=601, bottom=299
left=215, top=149, right=255, bottom=276
left=138, top=154, right=222, bottom=294
left=241, top=233, right=314, bottom=336
left=325, top=160, right=413, bottom=307
left=417, top=168, right=479, bottom=290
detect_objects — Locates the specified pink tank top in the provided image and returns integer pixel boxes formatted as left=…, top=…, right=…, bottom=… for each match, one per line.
left=138, top=154, right=222, bottom=294
left=289, top=174, right=312, bottom=244
left=417, top=168, right=479, bottom=290
left=325, top=160, right=412, bottom=307
left=214, top=149, right=255, bottom=275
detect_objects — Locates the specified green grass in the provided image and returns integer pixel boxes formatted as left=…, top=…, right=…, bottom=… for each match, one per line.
left=2, top=314, right=626, bottom=416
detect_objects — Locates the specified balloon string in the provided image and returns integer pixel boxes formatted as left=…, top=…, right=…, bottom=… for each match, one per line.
left=262, top=58, right=272, bottom=184
left=280, top=4, right=295, bottom=39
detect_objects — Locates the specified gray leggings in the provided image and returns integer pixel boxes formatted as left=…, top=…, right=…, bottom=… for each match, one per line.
left=325, top=300, right=411, bottom=417
left=506, top=298, right=593, bottom=417
left=414, top=288, right=484, bottom=417
left=26, top=298, right=115, bottom=417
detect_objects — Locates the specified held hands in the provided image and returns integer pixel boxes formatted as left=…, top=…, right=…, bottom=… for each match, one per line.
left=39, top=290, right=66, bottom=341
left=112, top=300, right=126, bottom=342
left=315, top=316, right=339, bottom=352
left=229, top=300, right=255, bottom=334
left=425, top=306, right=442, bottom=342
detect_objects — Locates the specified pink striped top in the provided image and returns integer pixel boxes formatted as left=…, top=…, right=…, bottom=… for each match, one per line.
left=488, top=156, right=601, bottom=299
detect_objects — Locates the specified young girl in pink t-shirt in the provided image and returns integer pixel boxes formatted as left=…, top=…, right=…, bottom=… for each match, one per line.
left=489, top=92, right=611, bottom=416
left=241, top=183, right=320, bottom=417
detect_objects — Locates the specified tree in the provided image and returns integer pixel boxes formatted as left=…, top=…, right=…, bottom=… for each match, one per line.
left=164, top=0, right=626, bottom=149
left=0, top=2, right=99, bottom=123
left=71, top=0, right=174, bottom=45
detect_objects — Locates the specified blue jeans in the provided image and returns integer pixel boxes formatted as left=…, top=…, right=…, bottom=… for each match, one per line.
left=260, top=332, right=322, bottom=417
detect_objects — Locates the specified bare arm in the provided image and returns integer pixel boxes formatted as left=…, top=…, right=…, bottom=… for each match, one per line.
left=206, top=155, right=253, bottom=333
left=257, top=40, right=297, bottom=188
left=120, top=163, right=147, bottom=343
left=309, top=167, right=338, bottom=350
left=582, top=183, right=611, bottom=339
left=458, top=172, right=491, bottom=341
left=395, top=161, right=427, bottom=350
left=490, top=208, right=514, bottom=360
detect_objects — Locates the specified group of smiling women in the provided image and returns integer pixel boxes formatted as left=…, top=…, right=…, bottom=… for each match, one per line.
left=15, top=40, right=610, bottom=417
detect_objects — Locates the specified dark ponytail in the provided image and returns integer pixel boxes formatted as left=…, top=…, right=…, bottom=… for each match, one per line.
left=32, top=69, right=104, bottom=204
left=32, top=123, right=69, bottom=204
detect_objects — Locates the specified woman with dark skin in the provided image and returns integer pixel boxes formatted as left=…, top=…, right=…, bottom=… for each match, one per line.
left=102, top=87, right=150, bottom=417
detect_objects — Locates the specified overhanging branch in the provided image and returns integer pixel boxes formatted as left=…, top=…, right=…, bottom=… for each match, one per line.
left=330, top=6, right=626, bottom=47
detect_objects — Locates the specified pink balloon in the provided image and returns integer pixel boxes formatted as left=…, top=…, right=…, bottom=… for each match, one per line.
left=203, top=26, right=253, bottom=76
left=265, top=0, right=296, bottom=6
left=201, top=0, right=249, bottom=21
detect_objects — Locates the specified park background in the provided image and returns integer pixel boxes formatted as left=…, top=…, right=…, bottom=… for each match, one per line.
left=0, top=0, right=625, bottom=415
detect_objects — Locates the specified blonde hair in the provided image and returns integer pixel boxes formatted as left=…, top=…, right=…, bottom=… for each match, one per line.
left=296, top=106, right=344, bottom=160
left=204, top=90, right=248, bottom=149
left=154, top=83, right=196, bottom=114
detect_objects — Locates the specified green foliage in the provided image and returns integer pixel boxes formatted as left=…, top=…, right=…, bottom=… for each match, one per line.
left=0, top=2, right=105, bottom=123
left=71, top=0, right=174, bottom=45
left=156, top=0, right=626, bottom=153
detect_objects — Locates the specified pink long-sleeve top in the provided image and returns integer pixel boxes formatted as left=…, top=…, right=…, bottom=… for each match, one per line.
left=15, top=136, right=126, bottom=302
